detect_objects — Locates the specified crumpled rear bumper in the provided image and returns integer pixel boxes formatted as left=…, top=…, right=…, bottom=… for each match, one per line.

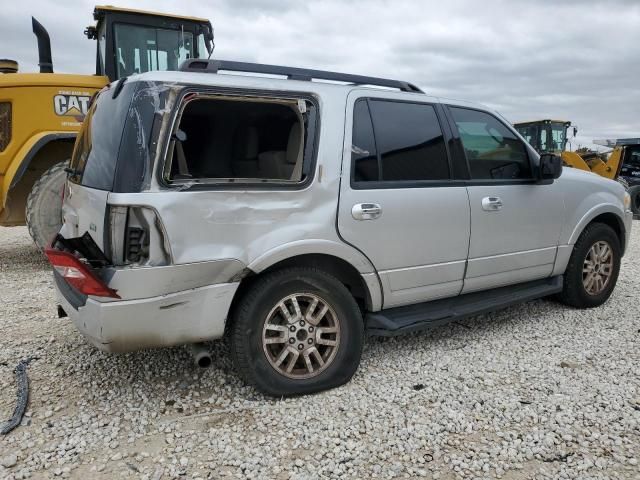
left=56, top=280, right=239, bottom=352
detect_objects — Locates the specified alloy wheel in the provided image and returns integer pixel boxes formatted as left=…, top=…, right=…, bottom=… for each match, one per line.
left=262, top=293, right=341, bottom=379
left=582, top=240, right=614, bottom=295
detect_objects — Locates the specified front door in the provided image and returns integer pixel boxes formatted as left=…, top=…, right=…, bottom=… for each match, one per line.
left=338, top=93, right=470, bottom=308
left=446, top=106, right=564, bottom=293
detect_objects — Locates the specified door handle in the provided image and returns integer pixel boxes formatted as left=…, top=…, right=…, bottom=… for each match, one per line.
left=352, top=203, right=382, bottom=220
left=481, top=196, right=503, bottom=211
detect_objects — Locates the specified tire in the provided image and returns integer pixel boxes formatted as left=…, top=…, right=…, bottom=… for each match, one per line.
left=26, top=161, right=68, bottom=250
left=628, top=185, right=640, bottom=217
left=558, top=222, right=621, bottom=309
left=230, top=267, right=364, bottom=396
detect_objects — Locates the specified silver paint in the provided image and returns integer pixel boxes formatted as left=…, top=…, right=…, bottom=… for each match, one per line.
left=53, top=70, right=632, bottom=352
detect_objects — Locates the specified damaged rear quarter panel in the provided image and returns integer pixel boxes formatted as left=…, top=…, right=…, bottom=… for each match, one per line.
left=106, top=85, right=377, bottom=276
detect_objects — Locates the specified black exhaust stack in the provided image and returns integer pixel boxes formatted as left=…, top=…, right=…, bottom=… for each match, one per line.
left=32, top=17, right=53, bottom=73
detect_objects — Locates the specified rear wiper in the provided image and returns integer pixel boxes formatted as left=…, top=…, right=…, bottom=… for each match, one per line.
left=112, top=77, right=127, bottom=99
left=63, top=167, right=82, bottom=176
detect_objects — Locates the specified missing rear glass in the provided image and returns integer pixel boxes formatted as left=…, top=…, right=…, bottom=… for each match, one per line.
left=164, top=95, right=315, bottom=185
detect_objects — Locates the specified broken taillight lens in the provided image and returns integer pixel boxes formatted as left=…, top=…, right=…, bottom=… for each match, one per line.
left=44, top=248, right=120, bottom=298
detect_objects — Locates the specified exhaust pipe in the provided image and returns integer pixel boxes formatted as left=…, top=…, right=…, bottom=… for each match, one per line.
left=31, top=17, right=53, bottom=73
left=190, top=343, right=212, bottom=368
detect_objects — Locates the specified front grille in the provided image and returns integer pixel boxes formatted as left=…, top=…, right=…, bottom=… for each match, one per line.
left=0, top=102, right=10, bottom=152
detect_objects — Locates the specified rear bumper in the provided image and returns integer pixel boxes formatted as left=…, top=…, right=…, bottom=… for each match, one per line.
left=56, top=280, right=239, bottom=352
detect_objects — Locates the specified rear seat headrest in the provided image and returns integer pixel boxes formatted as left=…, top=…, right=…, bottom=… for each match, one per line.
left=233, top=125, right=259, bottom=160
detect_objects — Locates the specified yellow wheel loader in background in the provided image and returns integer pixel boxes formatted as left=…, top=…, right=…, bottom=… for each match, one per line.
left=514, top=119, right=640, bottom=215
left=514, top=119, right=626, bottom=180
left=0, top=6, right=213, bottom=248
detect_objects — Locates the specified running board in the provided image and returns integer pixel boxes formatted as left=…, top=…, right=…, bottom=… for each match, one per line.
left=366, top=276, right=563, bottom=336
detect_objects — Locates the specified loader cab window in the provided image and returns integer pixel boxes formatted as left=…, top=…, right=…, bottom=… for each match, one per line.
left=97, top=22, right=107, bottom=76
left=550, top=124, right=567, bottom=152
left=114, top=24, right=195, bottom=77
left=540, top=123, right=567, bottom=152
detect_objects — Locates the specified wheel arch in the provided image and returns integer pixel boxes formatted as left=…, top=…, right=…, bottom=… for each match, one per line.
left=236, top=241, right=383, bottom=312
left=568, top=205, right=627, bottom=253
left=1, top=132, right=75, bottom=225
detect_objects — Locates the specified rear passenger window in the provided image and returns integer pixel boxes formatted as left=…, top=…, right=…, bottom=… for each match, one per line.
left=164, top=95, right=316, bottom=185
left=351, top=99, right=450, bottom=185
left=450, top=107, right=531, bottom=180
left=352, top=100, right=379, bottom=182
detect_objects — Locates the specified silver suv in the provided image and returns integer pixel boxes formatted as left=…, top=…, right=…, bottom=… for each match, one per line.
left=47, top=60, right=634, bottom=395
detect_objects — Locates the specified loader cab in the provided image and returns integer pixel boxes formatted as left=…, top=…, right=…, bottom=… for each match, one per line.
left=85, top=6, right=214, bottom=82
left=514, top=119, right=572, bottom=154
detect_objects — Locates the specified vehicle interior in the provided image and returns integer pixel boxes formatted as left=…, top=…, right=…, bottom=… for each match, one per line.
left=166, top=97, right=307, bottom=183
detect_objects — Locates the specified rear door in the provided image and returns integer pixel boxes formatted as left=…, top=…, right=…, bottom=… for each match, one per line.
left=337, top=92, right=470, bottom=309
left=445, top=105, right=564, bottom=293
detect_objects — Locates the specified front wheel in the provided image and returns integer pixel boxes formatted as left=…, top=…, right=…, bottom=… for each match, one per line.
left=558, top=222, right=621, bottom=309
left=26, top=161, right=68, bottom=250
left=230, top=267, right=364, bottom=396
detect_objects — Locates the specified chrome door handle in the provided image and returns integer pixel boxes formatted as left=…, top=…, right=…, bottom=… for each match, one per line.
left=352, top=203, right=382, bottom=220
left=482, top=196, right=503, bottom=211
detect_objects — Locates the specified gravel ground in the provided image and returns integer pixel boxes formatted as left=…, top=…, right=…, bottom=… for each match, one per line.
left=0, top=225, right=639, bottom=480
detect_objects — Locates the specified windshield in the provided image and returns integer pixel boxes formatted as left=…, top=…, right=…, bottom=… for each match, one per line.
left=547, top=124, right=567, bottom=152
left=114, top=24, right=201, bottom=78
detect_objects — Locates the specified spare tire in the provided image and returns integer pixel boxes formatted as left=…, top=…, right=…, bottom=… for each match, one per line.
left=629, top=184, right=640, bottom=218
left=25, top=161, right=67, bottom=250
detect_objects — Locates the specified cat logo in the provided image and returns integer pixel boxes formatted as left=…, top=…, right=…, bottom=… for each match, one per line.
left=53, top=94, right=91, bottom=117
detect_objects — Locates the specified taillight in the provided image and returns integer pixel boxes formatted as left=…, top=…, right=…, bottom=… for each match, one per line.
left=0, top=102, right=11, bottom=152
left=44, top=248, right=120, bottom=298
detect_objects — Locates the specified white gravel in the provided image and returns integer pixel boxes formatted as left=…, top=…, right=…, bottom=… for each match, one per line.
left=1, top=225, right=639, bottom=480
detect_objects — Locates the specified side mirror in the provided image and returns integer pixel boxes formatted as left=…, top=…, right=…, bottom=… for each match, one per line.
left=539, top=153, right=562, bottom=181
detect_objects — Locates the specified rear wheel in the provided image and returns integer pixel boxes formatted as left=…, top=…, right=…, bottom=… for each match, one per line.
left=230, top=267, right=364, bottom=396
left=25, top=161, right=67, bottom=250
left=558, top=223, right=621, bottom=308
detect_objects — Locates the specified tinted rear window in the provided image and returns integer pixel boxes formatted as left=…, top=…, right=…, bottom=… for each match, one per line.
left=70, top=82, right=136, bottom=190
left=351, top=99, right=450, bottom=185
left=369, top=100, right=449, bottom=181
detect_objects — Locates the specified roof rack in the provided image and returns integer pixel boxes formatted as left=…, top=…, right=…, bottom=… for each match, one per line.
left=179, top=59, right=424, bottom=94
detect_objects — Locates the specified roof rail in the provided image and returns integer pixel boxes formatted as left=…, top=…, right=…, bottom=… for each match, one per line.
left=179, top=59, right=424, bottom=94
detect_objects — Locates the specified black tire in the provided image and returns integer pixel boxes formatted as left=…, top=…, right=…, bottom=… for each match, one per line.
left=558, top=222, right=621, bottom=309
left=628, top=185, right=640, bottom=217
left=25, top=161, right=68, bottom=250
left=230, top=267, right=364, bottom=396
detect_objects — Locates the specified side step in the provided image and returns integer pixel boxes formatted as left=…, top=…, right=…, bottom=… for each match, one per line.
left=366, top=276, right=563, bottom=336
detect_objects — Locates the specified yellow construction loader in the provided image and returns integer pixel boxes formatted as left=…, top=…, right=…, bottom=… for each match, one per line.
left=514, top=119, right=640, bottom=215
left=513, top=119, right=625, bottom=180
left=0, top=6, right=213, bottom=248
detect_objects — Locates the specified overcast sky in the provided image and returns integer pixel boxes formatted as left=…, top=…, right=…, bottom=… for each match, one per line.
left=2, top=0, right=638, bottom=149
